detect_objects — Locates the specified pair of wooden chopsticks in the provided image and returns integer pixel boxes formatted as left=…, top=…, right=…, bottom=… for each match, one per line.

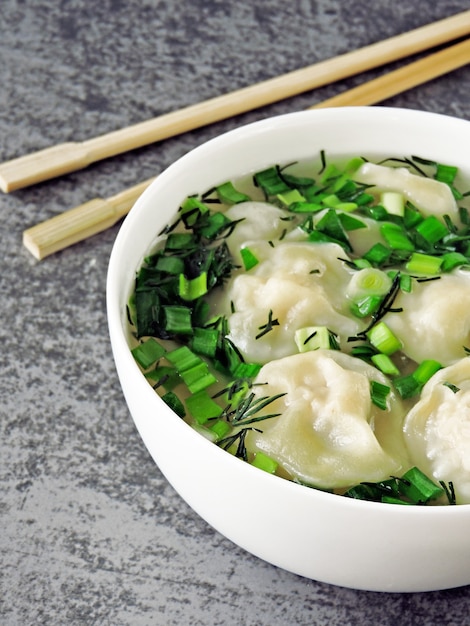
left=13, top=10, right=470, bottom=260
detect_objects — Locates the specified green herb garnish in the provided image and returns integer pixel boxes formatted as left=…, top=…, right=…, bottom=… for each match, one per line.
left=255, top=310, right=280, bottom=340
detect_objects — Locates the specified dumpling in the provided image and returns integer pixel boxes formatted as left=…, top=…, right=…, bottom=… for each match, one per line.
left=224, top=201, right=289, bottom=264
left=404, top=358, right=470, bottom=504
left=353, top=162, right=458, bottom=222
left=224, top=242, right=362, bottom=363
left=246, top=349, right=408, bottom=489
left=383, top=270, right=470, bottom=366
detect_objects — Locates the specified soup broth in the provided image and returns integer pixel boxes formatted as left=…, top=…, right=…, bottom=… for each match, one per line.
left=128, top=153, right=470, bottom=505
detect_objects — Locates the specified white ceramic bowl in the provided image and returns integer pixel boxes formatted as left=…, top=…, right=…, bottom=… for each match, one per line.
left=107, top=107, right=470, bottom=593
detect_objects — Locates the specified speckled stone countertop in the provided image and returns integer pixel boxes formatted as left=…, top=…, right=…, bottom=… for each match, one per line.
left=1, top=1, right=470, bottom=624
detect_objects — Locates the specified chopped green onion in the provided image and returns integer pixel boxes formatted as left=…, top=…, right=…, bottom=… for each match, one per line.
left=179, top=272, right=208, bottom=301
left=163, top=305, right=193, bottom=335
left=335, top=202, right=358, bottom=212
left=350, top=295, right=382, bottom=318
left=363, top=243, right=391, bottom=267
left=281, top=172, right=315, bottom=188
left=254, top=166, right=291, bottom=196
left=276, top=188, right=306, bottom=206
left=231, top=361, right=262, bottom=379
left=289, top=202, right=324, bottom=213
left=145, top=365, right=180, bottom=391
left=199, top=212, right=233, bottom=239
left=295, top=326, right=330, bottom=352
left=190, top=327, right=219, bottom=358
left=193, top=299, right=210, bottom=326
left=251, top=452, right=278, bottom=474
left=380, top=222, right=414, bottom=251
left=355, top=192, right=375, bottom=206
left=366, top=321, right=401, bottom=355
left=441, top=251, right=469, bottom=272
left=180, top=361, right=217, bottom=394
left=344, top=483, right=381, bottom=501
left=321, top=193, right=341, bottom=207
left=381, top=496, right=413, bottom=505
left=308, top=230, right=346, bottom=247
left=394, top=374, right=421, bottom=399
left=320, top=162, right=341, bottom=183
left=405, top=252, right=442, bottom=275
left=350, top=344, right=377, bottom=360
left=155, top=256, right=185, bottom=274
left=435, top=163, right=458, bottom=185
left=347, top=268, right=393, bottom=301
left=179, top=196, right=210, bottom=227
left=354, top=258, right=372, bottom=270
left=131, top=338, right=166, bottom=369
left=415, top=215, right=449, bottom=244
left=166, top=345, right=201, bottom=372
left=371, top=353, right=400, bottom=376
left=399, top=273, right=413, bottom=292
left=180, top=195, right=210, bottom=215
left=185, top=389, right=223, bottom=424
left=338, top=213, right=365, bottom=230
left=365, top=205, right=389, bottom=221
left=412, top=359, right=442, bottom=385
left=403, top=204, right=424, bottom=229
left=240, top=246, right=259, bottom=271
left=165, top=232, right=196, bottom=251
left=400, top=466, right=445, bottom=503
left=219, top=337, right=246, bottom=376
left=162, top=391, right=186, bottom=418
left=345, top=467, right=445, bottom=504
left=333, top=174, right=356, bottom=194
left=370, top=380, right=391, bottom=410
left=288, top=201, right=323, bottom=213
left=209, top=419, right=232, bottom=440
left=134, top=289, right=161, bottom=338
left=314, top=209, right=352, bottom=251
left=394, top=359, right=442, bottom=398
left=216, top=181, right=250, bottom=204
left=345, top=156, right=365, bottom=172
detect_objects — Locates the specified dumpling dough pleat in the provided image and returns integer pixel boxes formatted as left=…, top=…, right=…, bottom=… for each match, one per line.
left=404, top=358, right=470, bottom=504
left=246, top=349, right=408, bottom=489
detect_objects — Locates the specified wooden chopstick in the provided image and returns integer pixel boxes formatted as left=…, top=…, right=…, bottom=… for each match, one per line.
left=23, top=178, right=155, bottom=260
left=22, top=39, right=470, bottom=261
left=3, top=10, right=470, bottom=194
left=311, top=36, right=470, bottom=109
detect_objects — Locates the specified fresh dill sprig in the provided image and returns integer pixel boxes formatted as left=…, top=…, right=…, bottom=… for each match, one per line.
left=222, top=391, right=286, bottom=427
left=216, top=391, right=286, bottom=460
left=256, top=310, right=280, bottom=339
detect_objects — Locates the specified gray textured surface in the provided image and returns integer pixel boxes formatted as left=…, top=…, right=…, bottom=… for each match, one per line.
left=1, top=1, right=470, bottom=624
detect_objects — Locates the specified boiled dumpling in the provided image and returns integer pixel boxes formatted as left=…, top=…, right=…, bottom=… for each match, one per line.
left=353, top=162, right=458, bottom=222
left=404, top=358, right=470, bottom=504
left=383, top=270, right=470, bottom=366
left=246, top=349, right=408, bottom=489
left=224, top=242, right=362, bottom=363
left=225, top=201, right=289, bottom=264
